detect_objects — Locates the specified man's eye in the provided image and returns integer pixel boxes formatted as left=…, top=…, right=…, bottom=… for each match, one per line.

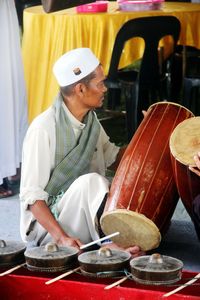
left=99, top=81, right=105, bottom=88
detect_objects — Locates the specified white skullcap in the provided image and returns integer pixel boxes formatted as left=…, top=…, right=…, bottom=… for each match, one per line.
left=53, top=48, right=100, bottom=87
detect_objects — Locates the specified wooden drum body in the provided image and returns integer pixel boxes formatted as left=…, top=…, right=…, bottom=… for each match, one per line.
left=170, top=116, right=200, bottom=239
left=102, top=102, right=193, bottom=239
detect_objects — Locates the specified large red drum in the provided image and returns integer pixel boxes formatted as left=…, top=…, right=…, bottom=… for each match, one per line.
left=170, top=116, right=200, bottom=239
left=101, top=102, right=193, bottom=247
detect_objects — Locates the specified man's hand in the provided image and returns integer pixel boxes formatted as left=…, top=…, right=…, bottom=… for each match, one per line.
left=142, top=110, right=147, bottom=118
left=56, top=235, right=82, bottom=250
left=125, top=245, right=145, bottom=258
left=189, top=152, right=200, bottom=176
left=101, top=242, right=145, bottom=258
left=30, top=200, right=83, bottom=250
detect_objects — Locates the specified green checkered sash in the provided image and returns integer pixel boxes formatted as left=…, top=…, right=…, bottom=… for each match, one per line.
left=45, top=93, right=100, bottom=217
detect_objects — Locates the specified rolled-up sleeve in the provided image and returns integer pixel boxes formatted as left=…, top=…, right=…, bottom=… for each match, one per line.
left=20, top=127, right=51, bottom=209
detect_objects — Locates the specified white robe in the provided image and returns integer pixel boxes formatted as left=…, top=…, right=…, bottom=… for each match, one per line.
left=20, top=103, right=120, bottom=246
left=0, top=0, right=28, bottom=183
left=25, top=173, right=110, bottom=247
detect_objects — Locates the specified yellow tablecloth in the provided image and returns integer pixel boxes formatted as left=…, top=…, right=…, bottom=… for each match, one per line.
left=22, top=2, right=200, bottom=122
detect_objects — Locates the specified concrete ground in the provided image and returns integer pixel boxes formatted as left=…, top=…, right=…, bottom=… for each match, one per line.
left=0, top=194, right=200, bottom=272
left=0, top=193, right=21, bottom=241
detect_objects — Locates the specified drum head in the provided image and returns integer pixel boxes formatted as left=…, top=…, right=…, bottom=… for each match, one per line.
left=170, top=116, right=200, bottom=166
left=100, top=209, right=161, bottom=251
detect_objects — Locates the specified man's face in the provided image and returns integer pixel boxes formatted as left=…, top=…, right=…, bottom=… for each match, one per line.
left=81, top=65, right=107, bottom=110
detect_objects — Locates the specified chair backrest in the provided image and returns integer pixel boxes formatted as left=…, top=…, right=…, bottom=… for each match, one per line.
left=107, top=16, right=181, bottom=85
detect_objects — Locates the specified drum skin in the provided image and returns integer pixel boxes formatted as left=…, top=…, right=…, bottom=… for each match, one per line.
left=104, top=102, right=193, bottom=233
left=170, top=117, right=200, bottom=239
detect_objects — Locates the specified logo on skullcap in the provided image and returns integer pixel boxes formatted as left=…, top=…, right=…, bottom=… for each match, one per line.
left=73, top=67, right=82, bottom=75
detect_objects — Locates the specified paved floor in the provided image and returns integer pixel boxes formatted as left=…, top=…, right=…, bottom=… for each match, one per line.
left=0, top=194, right=200, bottom=272
left=0, top=193, right=21, bottom=241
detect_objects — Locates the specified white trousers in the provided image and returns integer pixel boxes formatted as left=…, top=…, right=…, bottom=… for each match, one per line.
left=27, top=173, right=109, bottom=247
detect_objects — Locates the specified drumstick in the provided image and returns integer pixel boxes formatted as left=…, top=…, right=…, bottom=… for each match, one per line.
left=45, top=267, right=81, bottom=285
left=162, top=272, right=200, bottom=298
left=80, top=232, right=120, bottom=250
left=104, top=276, right=128, bottom=290
left=0, top=263, right=26, bottom=276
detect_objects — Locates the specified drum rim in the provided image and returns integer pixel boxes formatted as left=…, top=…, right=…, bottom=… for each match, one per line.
left=100, top=209, right=161, bottom=251
left=148, top=101, right=194, bottom=116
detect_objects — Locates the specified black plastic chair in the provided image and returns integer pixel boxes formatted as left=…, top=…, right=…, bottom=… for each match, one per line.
left=105, top=16, right=181, bottom=141
left=171, top=45, right=200, bottom=103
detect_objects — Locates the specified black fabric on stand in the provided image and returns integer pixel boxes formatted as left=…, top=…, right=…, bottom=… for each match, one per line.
left=41, top=0, right=93, bottom=12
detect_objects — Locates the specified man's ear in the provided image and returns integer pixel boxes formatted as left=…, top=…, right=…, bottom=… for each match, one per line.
left=74, top=83, right=86, bottom=96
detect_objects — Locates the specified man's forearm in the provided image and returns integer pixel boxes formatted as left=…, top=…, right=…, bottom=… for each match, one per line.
left=29, top=200, right=68, bottom=243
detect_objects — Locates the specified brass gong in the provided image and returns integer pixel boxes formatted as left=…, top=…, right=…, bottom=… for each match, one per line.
left=78, top=247, right=131, bottom=278
left=25, top=242, right=79, bottom=272
left=0, top=239, right=26, bottom=267
left=130, top=253, right=183, bottom=285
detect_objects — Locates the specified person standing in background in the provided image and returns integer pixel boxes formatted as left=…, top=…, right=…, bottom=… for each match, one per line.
left=0, top=0, right=28, bottom=197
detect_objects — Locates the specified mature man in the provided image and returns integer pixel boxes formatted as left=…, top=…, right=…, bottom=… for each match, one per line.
left=20, top=48, right=142, bottom=256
